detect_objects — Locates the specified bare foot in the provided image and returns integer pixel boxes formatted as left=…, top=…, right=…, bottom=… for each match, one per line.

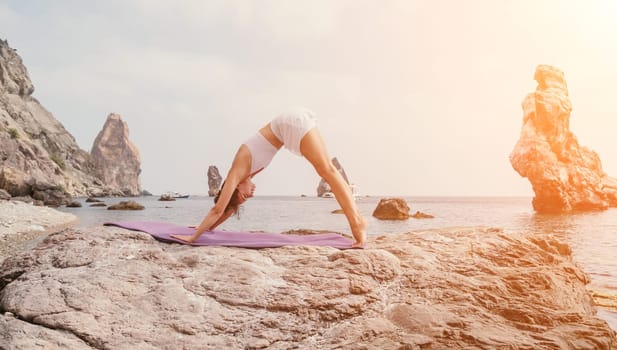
left=351, top=241, right=366, bottom=249
left=350, top=216, right=368, bottom=248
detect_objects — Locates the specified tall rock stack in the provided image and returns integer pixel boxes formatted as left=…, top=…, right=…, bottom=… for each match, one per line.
left=0, top=39, right=121, bottom=204
left=316, top=157, right=350, bottom=197
left=207, top=165, right=222, bottom=197
left=91, top=114, right=142, bottom=196
left=510, top=65, right=617, bottom=213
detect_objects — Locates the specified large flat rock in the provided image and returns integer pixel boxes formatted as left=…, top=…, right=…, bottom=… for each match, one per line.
left=1, top=226, right=615, bottom=349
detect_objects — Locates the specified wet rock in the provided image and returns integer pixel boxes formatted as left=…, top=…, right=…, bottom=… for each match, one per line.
left=107, top=200, right=144, bottom=210
left=89, top=203, right=106, bottom=207
left=65, top=201, right=82, bottom=208
left=372, top=198, right=410, bottom=220
left=411, top=211, right=434, bottom=219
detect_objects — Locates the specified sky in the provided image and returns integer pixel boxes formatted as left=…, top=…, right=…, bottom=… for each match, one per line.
left=1, top=0, right=617, bottom=197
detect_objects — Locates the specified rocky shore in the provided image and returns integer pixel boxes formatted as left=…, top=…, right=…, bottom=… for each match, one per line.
left=0, top=201, right=77, bottom=263
left=1, top=204, right=615, bottom=349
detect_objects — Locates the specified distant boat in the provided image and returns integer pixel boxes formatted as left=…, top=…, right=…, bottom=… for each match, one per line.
left=321, top=183, right=358, bottom=199
left=350, top=183, right=359, bottom=198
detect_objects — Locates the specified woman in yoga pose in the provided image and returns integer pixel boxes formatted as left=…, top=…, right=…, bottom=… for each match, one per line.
left=171, top=108, right=367, bottom=248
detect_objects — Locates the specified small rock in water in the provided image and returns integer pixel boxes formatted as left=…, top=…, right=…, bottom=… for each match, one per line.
left=411, top=211, right=434, bottom=219
left=107, top=201, right=144, bottom=210
left=372, top=198, right=410, bottom=220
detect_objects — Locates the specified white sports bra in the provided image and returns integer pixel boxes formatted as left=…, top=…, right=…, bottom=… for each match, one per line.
left=243, top=132, right=279, bottom=174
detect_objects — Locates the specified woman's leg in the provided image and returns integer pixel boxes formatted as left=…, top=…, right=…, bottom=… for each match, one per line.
left=300, top=128, right=367, bottom=247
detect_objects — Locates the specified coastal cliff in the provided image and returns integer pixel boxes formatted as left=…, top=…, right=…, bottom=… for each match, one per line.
left=510, top=64, right=617, bottom=213
left=1, top=222, right=614, bottom=348
left=0, top=39, right=140, bottom=202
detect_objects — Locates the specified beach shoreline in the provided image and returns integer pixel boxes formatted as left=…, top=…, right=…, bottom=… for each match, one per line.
left=0, top=201, right=78, bottom=263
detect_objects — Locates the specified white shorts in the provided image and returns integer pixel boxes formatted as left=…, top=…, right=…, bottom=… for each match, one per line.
left=270, top=107, right=317, bottom=156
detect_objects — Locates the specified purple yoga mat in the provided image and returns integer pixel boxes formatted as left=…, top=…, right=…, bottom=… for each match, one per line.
left=104, top=221, right=354, bottom=249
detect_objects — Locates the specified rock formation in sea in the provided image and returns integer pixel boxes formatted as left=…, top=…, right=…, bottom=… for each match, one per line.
left=207, top=165, right=222, bottom=197
left=0, top=39, right=134, bottom=203
left=1, top=225, right=615, bottom=348
left=317, top=157, right=350, bottom=197
left=90, top=113, right=142, bottom=196
left=510, top=64, right=617, bottom=213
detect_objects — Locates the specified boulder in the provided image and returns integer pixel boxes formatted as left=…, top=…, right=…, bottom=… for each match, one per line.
left=66, top=201, right=82, bottom=208
left=317, top=157, right=350, bottom=197
left=0, top=188, right=10, bottom=200
left=91, top=113, right=142, bottom=196
left=207, top=165, right=223, bottom=197
left=373, top=198, right=410, bottom=220
left=510, top=65, right=617, bottom=213
left=0, top=167, right=29, bottom=197
left=0, top=226, right=615, bottom=348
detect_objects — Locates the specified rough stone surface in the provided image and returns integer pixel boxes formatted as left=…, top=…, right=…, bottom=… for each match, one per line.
left=2, top=224, right=614, bottom=349
left=0, top=39, right=132, bottom=201
left=317, top=157, right=350, bottom=197
left=510, top=64, right=617, bottom=213
left=90, top=113, right=141, bottom=196
left=372, top=197, right=411, bottom=220
left=207, top=165, right=222, bottom=197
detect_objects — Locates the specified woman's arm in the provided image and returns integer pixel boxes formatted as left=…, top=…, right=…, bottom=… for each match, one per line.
left=172, top=177, right=239, bottom=243
left=171, top=146, right=251, bottom=243
left=209, top=209, right=234, bottom=230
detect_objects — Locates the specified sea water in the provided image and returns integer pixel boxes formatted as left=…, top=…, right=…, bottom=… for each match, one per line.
left=59, top=195, right=617, bottom=329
